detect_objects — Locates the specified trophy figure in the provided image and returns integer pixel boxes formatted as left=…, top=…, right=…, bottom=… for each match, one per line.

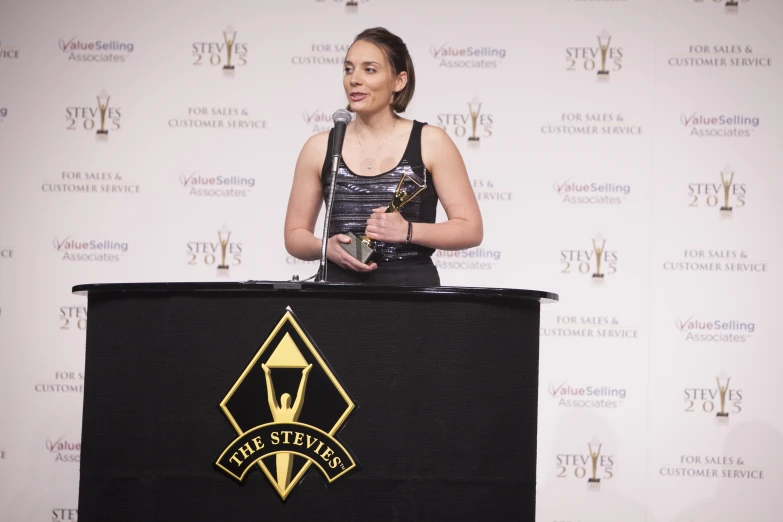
left=719, top=166, right=734, bottom=219
left=340, top=167, right=427, bottom=264
left=96, top=91, right=110, bottom=142
left=262, top=363, right=312, bottom=491
left=223, top=27, right=236, bottom=77
left=468, top=99, right=482, bottom=147
left=592, top=234, right=606, bottom=284
left=725, top=0, right=739, bottom=14
left=346, top=0, right=359, bottom=13
left=716, top=374, right=731, bottom=424
left=597, top=31, right=612, bottom=83
left=587, top=440, right=602, bottom=491
left=217, top=225, right=231, bottom=276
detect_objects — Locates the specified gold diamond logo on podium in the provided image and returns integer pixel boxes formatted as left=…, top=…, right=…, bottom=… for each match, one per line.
left=216, top=309, right=357, bottom=500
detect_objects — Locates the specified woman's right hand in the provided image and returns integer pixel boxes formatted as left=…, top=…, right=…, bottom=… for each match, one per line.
left=327, top=234, right=378, bottom=272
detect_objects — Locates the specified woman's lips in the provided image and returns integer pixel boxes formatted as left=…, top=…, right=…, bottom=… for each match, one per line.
left=350, top=93, right=368, bottom=102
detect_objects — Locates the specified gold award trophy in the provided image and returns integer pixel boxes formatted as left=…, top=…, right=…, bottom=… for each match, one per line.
left=468, top=98, right=482, bottom=147
left=725, top=0, right=739, bottom=14
left=716, top=374, right=731, bottom=424
left=592, top=234, right=606, bottom=284
left=96, top=91, right=110, bottom=142
left=217, top=225, right=231, bottom=276
left=223, top=27, right=236, bottom=77
left=597, top=31, right=612, bottom=83
left=587, top=440, right=602, bottom=491
left=719, top=166, right=734, bottom=219
left=340, top=167, right=427, bottom=264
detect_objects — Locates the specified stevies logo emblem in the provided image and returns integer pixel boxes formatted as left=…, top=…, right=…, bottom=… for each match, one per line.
left=216, top=309, right=357, bottom=500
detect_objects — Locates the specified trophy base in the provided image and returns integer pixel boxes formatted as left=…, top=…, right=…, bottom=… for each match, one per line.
left=223, top=66, right=235, bottom=78
left=725, top=4, right=738, bottom=14
left=467, top=137, right=480, bottom=149
left=96, top=131, right=108, bottom=142
left=720, top=207, right=733, bottom=219
left=592, top=273, right=605, bottom=285
left=217, top=265, right=229, bottom=277
left=716, top=413, right=729, bottom=425
left=597, top=71, right=610, bottom=83
left=587, top=479, right=601, bottom=492
left=340, top=232, right=376, bottom=264
left=345, top=2, right=358, bottom=13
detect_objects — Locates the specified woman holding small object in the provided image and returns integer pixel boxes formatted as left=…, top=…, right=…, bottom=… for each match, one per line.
left=284, top=27, right=482, bottom=285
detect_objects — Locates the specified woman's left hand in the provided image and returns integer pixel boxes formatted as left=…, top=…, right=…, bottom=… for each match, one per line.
left=365, top=207, right=408, bottom=243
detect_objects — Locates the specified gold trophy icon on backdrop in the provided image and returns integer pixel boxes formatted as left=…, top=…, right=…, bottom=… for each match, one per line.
left=340, top=166, right=428, bottom=264
left=223, top=27, right=236, bottom=77
left=261, top=333, right=313, bottom=491
left=725, top=0, right=739, bottom=14
left=468, top=98, right=482, bottom=148
left=96, top=90, right=110, bottom=142
left=597, top=30, right=612, bottom=83
left=217, top=224, right=231, bottom=277
left=591, top=234, right=606, bottom=285
left=587, top=438, right=602, bottom=492
left=719, top=165, right=735, bottom=219
left=716, top=372, right=731, bottom=425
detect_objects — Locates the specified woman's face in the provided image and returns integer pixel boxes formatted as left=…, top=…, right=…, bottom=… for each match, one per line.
left=343, top=40, right=405, bottom=115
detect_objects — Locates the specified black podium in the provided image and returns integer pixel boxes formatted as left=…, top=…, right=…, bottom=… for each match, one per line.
left=72, top=282, right=557, bottom=522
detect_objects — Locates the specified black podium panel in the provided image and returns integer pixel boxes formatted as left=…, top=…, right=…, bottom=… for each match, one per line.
left=75, top=283, right=552, bottom=522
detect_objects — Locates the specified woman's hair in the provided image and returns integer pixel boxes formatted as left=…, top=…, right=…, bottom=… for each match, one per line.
left=351, top=27, right=415, bottom=113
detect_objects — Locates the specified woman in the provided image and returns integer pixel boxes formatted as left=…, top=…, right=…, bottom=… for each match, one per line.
left=284, top=27, right=482, bottom=285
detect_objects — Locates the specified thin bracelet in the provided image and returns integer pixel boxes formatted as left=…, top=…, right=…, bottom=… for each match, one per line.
left=406, top=221, right=413, bottom=244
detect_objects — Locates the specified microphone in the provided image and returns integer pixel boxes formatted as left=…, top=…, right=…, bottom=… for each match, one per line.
left=317, top=109, right=352, bottom=282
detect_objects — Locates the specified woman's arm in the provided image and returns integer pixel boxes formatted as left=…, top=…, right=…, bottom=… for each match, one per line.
left=283, top=133, right=327, bottom=261
left=365, top=125, right=483, bottom=250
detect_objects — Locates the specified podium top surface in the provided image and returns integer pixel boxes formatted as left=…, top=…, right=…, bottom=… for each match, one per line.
left=72, top=281, right=558, bottom=303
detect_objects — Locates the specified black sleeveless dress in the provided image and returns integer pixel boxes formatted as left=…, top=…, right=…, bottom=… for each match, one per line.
left=321, top=120, right=440, bottom=285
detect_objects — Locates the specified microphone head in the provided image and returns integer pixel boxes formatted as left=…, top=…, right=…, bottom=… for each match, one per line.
left=332, top=109, right=352, bottom=125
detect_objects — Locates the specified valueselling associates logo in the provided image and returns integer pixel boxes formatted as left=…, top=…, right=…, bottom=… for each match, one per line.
left=676, top=316, right=755, bottom=343
left=429, top=42, right=506, bottom=69
left=437, top=98, right=493, bottom=146
left=433, top=247, right=501, bottom=270
left=553, top=179, right=631, bottom=205
left=556, top=438, right=614, bottom=492
left=680, top=111, right=759, bottom=138
left=52, top=509, right=78, bottom=521
left=688, top=164, right=746, bottom=218
left=684, top=372, right=742, bottom=425
left=179, top=172, right=256, bottom=197
left=187, top=225, right=242, bottom=276
left=566, top=30, right=623, bottom=82
left=549, top=382, right=627, bottom=408
left=216, top=310, right=357, bottom=500
left=53, top=236, right=128, bottom=262
left=58, top=36, right=134, bottom=62
left=192, top=27, right=248, bottom=77
left=303, top=109, right=334, bottom=133
left=46, top=437, right=81, bottom=463
left=60, top=305, right=87, bottom=331
left=66, top=90, right=121, bottom=141
left=560, top=234, right=618, bottom=283
left=0, top=40, right=20, bottom=59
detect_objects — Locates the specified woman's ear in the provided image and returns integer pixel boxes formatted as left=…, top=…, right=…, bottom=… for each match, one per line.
left=394, top=71, right=408, bottom=93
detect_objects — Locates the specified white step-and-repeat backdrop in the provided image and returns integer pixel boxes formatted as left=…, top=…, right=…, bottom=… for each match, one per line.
left=1, top=0, right=781, bottom=520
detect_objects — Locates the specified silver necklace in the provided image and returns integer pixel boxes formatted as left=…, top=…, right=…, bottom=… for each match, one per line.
left=355, top=117, right=397, bottom=170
